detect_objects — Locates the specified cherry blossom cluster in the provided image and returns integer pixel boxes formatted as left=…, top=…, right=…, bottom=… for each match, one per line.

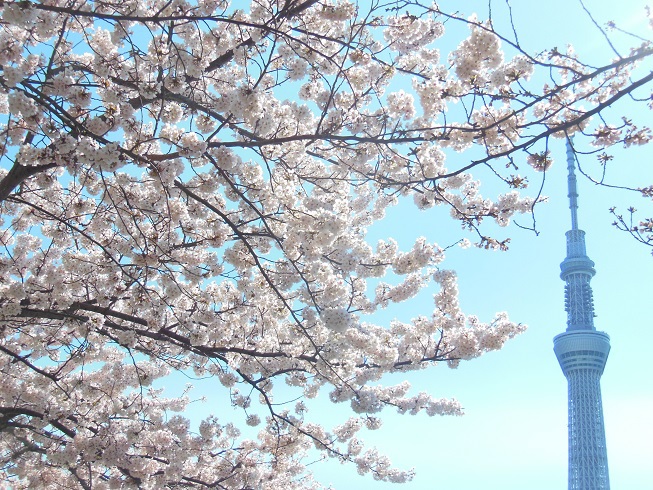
left=0, top=0, right=650, bottom=488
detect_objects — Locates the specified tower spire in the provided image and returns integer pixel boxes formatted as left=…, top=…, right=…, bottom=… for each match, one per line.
left=554, top=138, right=611, bottom=490
left=567, top=138, right=579, bottom=231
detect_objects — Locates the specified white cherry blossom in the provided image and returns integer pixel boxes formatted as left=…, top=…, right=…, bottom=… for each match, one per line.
left=0, top=1, right=651, bottom=488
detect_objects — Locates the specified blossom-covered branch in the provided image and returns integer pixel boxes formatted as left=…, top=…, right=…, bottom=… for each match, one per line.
left=0, top=0, right=651, bottom=488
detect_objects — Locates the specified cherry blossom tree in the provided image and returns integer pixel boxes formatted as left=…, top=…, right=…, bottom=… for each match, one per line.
left=0, top=0, right=651, bottom=488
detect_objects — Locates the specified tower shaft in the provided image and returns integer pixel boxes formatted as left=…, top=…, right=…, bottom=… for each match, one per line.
left=554, top=331, right=610, bottom=490
left=567, top=369, right=610, bottom=488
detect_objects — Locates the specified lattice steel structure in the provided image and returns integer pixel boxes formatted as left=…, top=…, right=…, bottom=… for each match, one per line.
left=553, top=140, right=611, bottom=490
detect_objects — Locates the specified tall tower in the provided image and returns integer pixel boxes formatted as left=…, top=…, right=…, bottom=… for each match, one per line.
left=553, top=139, right=611, bottom=490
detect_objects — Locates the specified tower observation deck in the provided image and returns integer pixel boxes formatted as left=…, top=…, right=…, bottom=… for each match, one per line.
left=553, top=140, right=610, bottom=490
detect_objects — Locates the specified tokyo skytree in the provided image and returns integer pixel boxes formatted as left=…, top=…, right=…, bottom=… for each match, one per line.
left=553, top=140, right=611, bottom=489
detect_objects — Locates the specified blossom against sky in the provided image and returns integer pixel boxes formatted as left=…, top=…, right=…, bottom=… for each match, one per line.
left=1, top=0, right=651, bottom=488
left=306, top=1, right=653, bottom=487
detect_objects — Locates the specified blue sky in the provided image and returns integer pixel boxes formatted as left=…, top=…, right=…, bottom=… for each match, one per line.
left=158, top=1, right=653, bottom=488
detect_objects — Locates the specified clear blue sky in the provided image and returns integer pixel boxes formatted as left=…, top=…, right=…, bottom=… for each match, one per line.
left=164, top=1, right=653, bottom=488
